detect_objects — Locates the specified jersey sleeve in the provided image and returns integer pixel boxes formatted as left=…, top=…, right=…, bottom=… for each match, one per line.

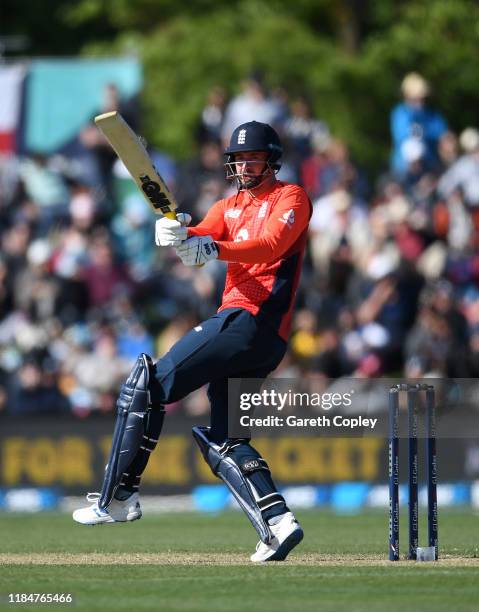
left=187, top=199, right=226, bottom=241
left=216, top=186, right=311, bottom=264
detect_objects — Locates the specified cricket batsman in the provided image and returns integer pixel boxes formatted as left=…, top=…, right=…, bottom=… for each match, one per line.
left=73, top=121, right=312, bottom=562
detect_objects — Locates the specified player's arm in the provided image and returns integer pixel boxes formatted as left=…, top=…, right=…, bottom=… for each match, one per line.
left=216, top=186, right=311, bottom=264
left=187, top=199, right=226, bottom=241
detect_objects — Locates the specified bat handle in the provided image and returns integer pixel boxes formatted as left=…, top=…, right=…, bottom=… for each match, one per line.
left=164, top=211, right=204, bottom=267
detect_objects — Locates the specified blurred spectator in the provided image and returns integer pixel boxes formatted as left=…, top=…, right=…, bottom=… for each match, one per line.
left=309, top=189, right=369, bottom=274
left=321, top=138, right=367, bottom=199
left=8, top=352, right=69, bottom=415
left=117, top=319, right=154, bottom=362
left=283, top=97, right=329, bottom=163
left=18, top=154, right=70, bottom=232
left=300, top=131, right=332, bottom=200
left=437, top=131, right=459, bottom=172
left=350, top=252, right=415, bottom=372
left=0, top=256, right=14, bottom=320
left=302, top=137, right=366, bottom=201
left=175, top=139, right=227, bottom=222
left=13, top=239, right=58, bottom=321
left=83, top=231, right=133, bottom=307
left=51, top=227, right=90, bottom=325
left=405, top=281, right=469, bottom=377
left=2, top=70, right=479, bottom=418
left=111, top=195, right=155, bottom=281
left=221, top=72, right=287, bottom=143
left=438, top=127, right=479, bottom=207
left=62, top=328, right=130, bottom=415
left=198, top=86, right=227, bottom=142
left=100, top=83, right=139, bottom=131
left=290, top=309, right=321, bottom=364
left=68, top=83, right=141, bottom=210
left=68, top=185, right=98, bottom=231
left=390, top=72, right=448, bottom=179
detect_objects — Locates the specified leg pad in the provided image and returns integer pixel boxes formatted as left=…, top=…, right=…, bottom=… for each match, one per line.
left=193, top=426, right=286, bottom=543
left=100, top=354, right=159, bottom=508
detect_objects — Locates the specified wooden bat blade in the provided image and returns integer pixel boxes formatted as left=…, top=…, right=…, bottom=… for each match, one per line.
left=94, top=111, right=177, bottom=218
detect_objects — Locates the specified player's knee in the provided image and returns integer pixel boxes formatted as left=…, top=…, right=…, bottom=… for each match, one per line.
left=117, top=353, right=154, bottom=415
left=117, top=353, right=161, bottom=413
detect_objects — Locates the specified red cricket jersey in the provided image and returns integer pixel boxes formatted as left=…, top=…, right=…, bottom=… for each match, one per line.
left=188, top=180, right=312, bottom=341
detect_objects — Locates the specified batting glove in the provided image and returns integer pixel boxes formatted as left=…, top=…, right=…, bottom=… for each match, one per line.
left=155, top=213, right=191, bottom=247
left=175, top=235, right=219, bottom=266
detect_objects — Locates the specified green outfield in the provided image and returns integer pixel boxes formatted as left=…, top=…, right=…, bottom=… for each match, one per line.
left=0, top=509, right=477, bottom=611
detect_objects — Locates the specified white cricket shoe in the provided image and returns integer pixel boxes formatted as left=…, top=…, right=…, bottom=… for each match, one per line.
left=250, top=512, right=303, bottom=562
left=72, top=492, right=142, bottom=525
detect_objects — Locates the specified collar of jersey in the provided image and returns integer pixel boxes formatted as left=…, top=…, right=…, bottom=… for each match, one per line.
left=239, top=180, right=281, bottom=205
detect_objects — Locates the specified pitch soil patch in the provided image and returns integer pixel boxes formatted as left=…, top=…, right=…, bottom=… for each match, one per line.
left=0, top=553, right=477, bottom=566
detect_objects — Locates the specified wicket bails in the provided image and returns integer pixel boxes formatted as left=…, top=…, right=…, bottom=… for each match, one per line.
left=388, top=383, right=438, bottom=561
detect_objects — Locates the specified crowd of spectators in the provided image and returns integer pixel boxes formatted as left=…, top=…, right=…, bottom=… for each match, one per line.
left=1, top=71, right=479, bottom=418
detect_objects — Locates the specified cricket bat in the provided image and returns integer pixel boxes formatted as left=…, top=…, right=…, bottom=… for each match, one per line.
left=94, top=111, right=177, bottom=220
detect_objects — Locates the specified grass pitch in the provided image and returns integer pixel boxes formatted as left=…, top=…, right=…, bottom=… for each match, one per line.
left=0, top=509, right=477, bottom=611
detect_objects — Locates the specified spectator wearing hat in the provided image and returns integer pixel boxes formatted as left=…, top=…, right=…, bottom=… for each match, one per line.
left=390, top=72, right=448, bottom=179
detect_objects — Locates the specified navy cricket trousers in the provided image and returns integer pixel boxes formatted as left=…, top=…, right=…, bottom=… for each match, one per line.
left=149, top=308, right=287, bottom=442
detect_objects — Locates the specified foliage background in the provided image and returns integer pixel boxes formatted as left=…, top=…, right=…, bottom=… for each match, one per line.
left=3, top=0, right=479, bottom=174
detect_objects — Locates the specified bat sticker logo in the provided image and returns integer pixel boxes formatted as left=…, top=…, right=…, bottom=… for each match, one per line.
left=140, top=174, right=173, bottom=213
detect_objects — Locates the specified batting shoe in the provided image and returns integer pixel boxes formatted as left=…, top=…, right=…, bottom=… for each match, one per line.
left=250, top=512, right=304, bottom=562
left=72, top=492, right=142, bottom=525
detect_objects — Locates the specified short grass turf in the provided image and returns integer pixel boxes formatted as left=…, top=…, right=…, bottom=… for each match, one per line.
left=0, top=509, right=477, bottom=611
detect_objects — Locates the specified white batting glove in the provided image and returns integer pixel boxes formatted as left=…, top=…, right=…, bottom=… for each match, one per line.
left=155, top=213, right=192, bottom=247
left=175, top=235, right=219, bottom=266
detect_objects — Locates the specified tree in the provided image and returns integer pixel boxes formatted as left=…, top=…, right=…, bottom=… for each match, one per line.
left=5, top=0, right=479, bottom=173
